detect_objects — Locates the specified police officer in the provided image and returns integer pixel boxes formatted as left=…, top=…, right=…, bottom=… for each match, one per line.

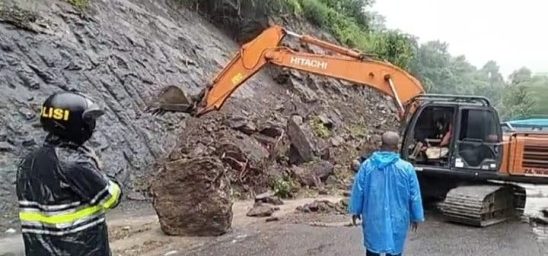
left=16, top=92, right=123, bottom=256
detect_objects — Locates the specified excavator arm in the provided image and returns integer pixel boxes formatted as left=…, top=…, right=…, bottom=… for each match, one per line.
left=148, top=25, right=425, bottom=118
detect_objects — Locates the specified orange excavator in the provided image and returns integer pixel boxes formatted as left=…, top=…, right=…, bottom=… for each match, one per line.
left=147, top=25, right=548, bottom=227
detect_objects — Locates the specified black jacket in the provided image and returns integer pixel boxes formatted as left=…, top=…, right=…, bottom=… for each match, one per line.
left=16, top=135, right=122, bottom=256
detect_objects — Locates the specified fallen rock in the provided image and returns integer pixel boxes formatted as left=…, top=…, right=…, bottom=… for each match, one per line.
left=317, top=113, right=334, bottom=129
left=296, top=200, right=346, bottom=215
left=247, top=202, right=279, bottom=217
left=330, top=136, right=344, bottom=147
left=255, top=191, right=284, bottom=205
left=225, top=115, right=257, bottom=135
left=286, top=115, right=317, bottom=163
left=127, top=191, right=147, bottom=201
left=0, top=142, right=15, bottom=152
left=265, top=216, right=279, bottom=222
left=291, top=160, right=334, bottom=187
left=150, top=157, right=232, bottom=236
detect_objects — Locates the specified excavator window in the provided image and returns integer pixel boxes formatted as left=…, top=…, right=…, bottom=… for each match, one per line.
left=406, top=105, right=456, bottom=167
left=455, top=108, right=501, bottom=169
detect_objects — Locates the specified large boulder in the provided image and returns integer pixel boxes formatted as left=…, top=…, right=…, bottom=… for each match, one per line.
left=291, top=160, right=334, bottom=187
left=150, top=157, right=232, bottom=236
left=286, top=115, right=318, bottom=164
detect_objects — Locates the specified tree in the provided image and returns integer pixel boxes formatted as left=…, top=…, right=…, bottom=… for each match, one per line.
left=499, top=67, right=536, bottom=120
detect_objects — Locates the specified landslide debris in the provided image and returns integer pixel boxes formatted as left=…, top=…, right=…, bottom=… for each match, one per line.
left=150, top=157, right=232, bottom=236
left=0, top=0, right=399, bottom=234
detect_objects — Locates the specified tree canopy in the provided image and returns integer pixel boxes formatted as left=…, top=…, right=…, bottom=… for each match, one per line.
left=287, top=0, right=546, bottom=120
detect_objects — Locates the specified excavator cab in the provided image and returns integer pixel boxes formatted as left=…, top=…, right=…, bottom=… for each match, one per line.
left=401, top=95, right=503, bottom=178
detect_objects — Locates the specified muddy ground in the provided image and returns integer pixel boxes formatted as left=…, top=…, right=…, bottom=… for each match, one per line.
left=1, top=195, right=547, bottom=256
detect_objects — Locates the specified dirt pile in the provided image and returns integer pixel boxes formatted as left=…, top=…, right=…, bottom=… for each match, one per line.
left=151, top=157, right=232, bottom=236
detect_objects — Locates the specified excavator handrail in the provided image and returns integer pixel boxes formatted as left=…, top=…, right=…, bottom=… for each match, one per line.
left=410, top=94, right=491, bottom=107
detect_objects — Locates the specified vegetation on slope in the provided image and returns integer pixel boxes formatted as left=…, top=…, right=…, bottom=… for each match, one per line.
left=174, top=0, right=545, bottom=120
left=288, top=0, right=547, bottom=120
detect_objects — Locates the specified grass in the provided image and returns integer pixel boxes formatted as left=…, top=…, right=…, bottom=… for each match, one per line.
left=309, top=116, right=331, bottom=138
left=347, top=124, right=367, bottom=138
left=271, top=175, right=297, bottom=198
left=65, top=0, right=89, bottom=11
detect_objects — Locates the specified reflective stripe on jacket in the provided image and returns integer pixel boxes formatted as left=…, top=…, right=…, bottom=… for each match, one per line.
left=16, top=135, right=122, bottom=256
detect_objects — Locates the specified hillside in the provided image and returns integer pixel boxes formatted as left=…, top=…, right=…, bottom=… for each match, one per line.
left=0, top=0, right=399, bottom=231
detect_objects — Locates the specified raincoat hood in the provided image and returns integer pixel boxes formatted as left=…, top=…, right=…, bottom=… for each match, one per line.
left=370, top=151, right=400, bottom=169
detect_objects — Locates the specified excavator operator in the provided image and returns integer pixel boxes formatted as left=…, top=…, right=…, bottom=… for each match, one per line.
left=15, top=92, right=123, bottom=256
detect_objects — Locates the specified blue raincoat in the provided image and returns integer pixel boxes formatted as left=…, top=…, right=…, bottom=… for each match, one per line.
left=349, top=151, right=424, bottom=255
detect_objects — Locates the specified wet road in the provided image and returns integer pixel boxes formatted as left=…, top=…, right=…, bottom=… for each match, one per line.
left=182, top=211, right=547, bottom=256
left=1, top=196, right=546, bottom=256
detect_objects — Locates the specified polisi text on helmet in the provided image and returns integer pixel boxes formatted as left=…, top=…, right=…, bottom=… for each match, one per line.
left=41, top=106, right=70, bottom=121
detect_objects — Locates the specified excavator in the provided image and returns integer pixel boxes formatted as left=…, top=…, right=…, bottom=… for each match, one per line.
left=146, top=25, right=548, bottom=227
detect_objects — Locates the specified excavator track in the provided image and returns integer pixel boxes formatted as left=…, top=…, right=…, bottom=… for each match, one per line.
left=438, top=185, right=516, bottom=227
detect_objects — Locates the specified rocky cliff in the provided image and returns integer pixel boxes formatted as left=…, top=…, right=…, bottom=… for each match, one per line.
left=0, top=0, right=398, bottom=231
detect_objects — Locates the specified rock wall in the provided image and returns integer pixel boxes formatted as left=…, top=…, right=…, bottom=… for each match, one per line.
left=0, top=0, right=399, bottom=230
left=0, top=0, right=272, bottom=228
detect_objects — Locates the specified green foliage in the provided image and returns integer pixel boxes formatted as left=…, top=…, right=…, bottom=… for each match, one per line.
left=285, top=0, right=303, bottom=15
left=66, top=0, right=89, bottom=10
left=369, top=31, right=417, bottom=69
left=501, top=85, right=534, bottom=120
left=296, top=0, right=415, bottom=69
left=271, top=175, right=296, bottom=198
left=309, top=116, right=331, bottom=138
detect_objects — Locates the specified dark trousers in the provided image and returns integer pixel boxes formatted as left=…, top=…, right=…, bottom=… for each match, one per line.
left=366, top=249, right=401, bottom=256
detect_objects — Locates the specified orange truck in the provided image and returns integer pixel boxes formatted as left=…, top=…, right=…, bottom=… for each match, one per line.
left=148, top=25, right=548, bottom=227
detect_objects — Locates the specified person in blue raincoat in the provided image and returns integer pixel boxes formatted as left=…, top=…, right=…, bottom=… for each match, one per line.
left=349, top=131, right=425, bottom=256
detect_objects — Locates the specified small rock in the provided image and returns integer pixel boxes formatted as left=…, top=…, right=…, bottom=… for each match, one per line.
left=0, top=142, right=15, bottom=152
left=343, top=191, right=351, bottom=197
left=292, top=160, right=334, bottom=187
left=297, top=200, right=346, bottom=215
left=330, top=136, right=344, bottom=147
left=318, top=189, right=328, bottom=195
left=164, top=251, right=178, bottom=256
left=127, top=191, right=146, bottom=201
left=351, top=159, right=361, bottom=172
left=22, top=138, right=36, bottom=147
left=265, top=217, right=279, bottom=222
left=226, top=115, right=257, bottom=134
left=0, top=131, right=7, bottom=141
left=18, top=107, right=35, bottom=120
left=291, top=115, right=303, bottom=125
left=255, top=192, right=284, bottom=205
left=5, top=228, right=16, bottom=234
left=259, top=126, right=284, bottom=138
left=246, top=202, right=279, bottom=217
left=317, top=113, right=333, bottom=128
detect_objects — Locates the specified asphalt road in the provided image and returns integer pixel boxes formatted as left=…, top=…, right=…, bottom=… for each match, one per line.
left=181, top=211, right=548, bottom=256
left=1, top=199, right=546, bottom=256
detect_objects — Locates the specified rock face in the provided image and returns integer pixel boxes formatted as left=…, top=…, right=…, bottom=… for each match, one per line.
left=0, top=0, right=269, bottom=227
left=0, top=0, right=400, bottom=231
left=150, top=157, right=232, bottom=236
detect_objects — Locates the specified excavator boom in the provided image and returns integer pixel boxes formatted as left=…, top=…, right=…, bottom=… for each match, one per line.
left=148, top=25, right=425, bottom=117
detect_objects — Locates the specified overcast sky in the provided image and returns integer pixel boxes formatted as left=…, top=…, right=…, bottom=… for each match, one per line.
left=370, top=0, right=548, bottom=77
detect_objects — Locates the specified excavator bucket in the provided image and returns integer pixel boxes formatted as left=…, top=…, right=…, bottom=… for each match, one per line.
left=146, top=85, right=194, bottom=114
